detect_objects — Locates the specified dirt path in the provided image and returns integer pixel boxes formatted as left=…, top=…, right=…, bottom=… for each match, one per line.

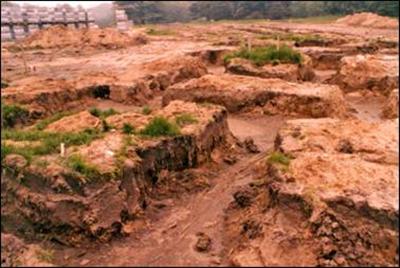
left=54, top=115, right=283, bottom=267
left=346, top=92, right=386, bottom=122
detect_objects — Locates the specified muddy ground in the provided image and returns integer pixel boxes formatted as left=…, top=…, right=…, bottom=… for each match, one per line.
left=1, top=17, right=399, bottom=267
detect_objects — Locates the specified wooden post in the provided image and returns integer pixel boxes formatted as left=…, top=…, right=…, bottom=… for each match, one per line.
left=247, top=37, right=252, bottom=51
left=60, top=143, right=65, bottom=157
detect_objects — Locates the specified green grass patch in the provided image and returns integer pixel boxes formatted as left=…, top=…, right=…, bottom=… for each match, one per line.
left=1, top=80, right=8, bottom=89
left=35, top=248, right=54, bottom=263
left=89, top=107, right=118, bottom=119
left=175, top=113, right=198, bottom=127
left=224, top=45, right=302, bottom=66
left=267, top=151, right=291, bottom=166
left=2, top=103, right=29, bottom=128
left=142, top=105, right=152, bottom=115
left=122, top=123, right=135, bottom=134
left=146, top=28, right=176, bottom=36
left=35, top=111, right=73, bottom=130
left=139, top=116, right=180, bottom=137
left=258, top=32, right=323, bottom=43
left=267, top=151, right=292, bottom=172
left=66, top=154, right=100, bottom=181
left=1, top=128, right=103, bottom=163
left=278, top=15, right=341, bottom=24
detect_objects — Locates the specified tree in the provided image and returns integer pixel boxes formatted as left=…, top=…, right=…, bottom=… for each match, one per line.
left=115, top=1, right=163, bottom=24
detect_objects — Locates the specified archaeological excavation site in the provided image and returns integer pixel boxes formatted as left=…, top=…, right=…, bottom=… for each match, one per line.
left=0, top=1, right=399, bottom=267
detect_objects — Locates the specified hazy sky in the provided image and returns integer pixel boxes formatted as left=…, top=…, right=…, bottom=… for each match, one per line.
left=12, top=1, right=111, bottom=8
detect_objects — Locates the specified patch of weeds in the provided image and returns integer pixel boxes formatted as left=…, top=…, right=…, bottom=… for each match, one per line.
left=1, top=80, right=8, bottom=88
left=66, top=154, right=100, bottom=181
left=142, top=105, right=152, bottom=115
left=89, top=107, right=118, bottom=119
left=116, top=135, right=134, bottom=166
left=139, top=116, right=180, bottom=137
left=267, top=151, right=291, bottom=172
left=122, top=123, right=135, bottom=134
left=35, top=111, right=73, bottom=130
left=32, top=159, right=49, bottom=168
left=258, top=32, right=323, bottom=43
left=1, top=128, right=103, bottom=162
left=35, top=248, right=54, bottom=263
left=101, top=119, right=114, bottom=132
left=175, top=113, right=198, bottom=127
left=1, top=143, right=12, bottom=164
left=1, top=102, right=29, bottom=128
left=146, top=28, right=175, bottom=36
left=224, top=45, right=302, bottom=66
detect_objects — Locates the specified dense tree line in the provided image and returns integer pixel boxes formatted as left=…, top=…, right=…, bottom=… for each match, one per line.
left=115, top=1, right=399, bottom=24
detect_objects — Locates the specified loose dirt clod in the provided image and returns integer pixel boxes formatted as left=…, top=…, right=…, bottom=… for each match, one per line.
left=15, top=25, right=148, bottom=50
left=336, top=12, right=399, bottom=29
left=195, top=232, right=212, bottom=252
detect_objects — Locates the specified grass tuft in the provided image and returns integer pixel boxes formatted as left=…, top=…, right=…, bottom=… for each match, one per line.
left=66, top=154, right=100, bottom=180
left=267, top=151, right=291, bottom=172
left=89, top=107, right=118, bottom=119
left=175, top=113, right=198, bottom=127
left=1, top=128, right=103, bottom=163
left=2, top=103, right=29, bottom=128
left=224, top=45, right=302, bottom=66
left=35, top=111, right=73, bottom=130
left=122, top=123, right=135, bottom=134
left=142, top=105, right=152, bottom=115
left=146, top=28, right=176, bottom=36
left=140, top=116, right=180, bottom=137
left=35, top=248, right=54, bottom=263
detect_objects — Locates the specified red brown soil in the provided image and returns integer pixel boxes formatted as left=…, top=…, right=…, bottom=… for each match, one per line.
left=16, top=25, right=148, bottom=50
left=1, top=16, right=398, bottom=267
left=335, top=12, right=399, bottom=29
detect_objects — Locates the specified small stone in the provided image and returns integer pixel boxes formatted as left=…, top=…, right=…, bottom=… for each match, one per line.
left=80, top=259, right=90, bottom=266
left=334, top=255, right=346, bottom=266
left=223, top=155, right=237, bottom=165
left=194, top=232, right=212, bottom=252
left=336, top=139, right=353, bottom=154
left=243, top=137, right=260, bottom=153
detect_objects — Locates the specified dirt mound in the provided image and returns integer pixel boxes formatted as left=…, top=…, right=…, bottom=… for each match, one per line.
left=225, top=57, right=315, bottom=82
left=331, top=54, right=398, bottom=94
left=45, top=111, right=101, bottom=133
left=336, top=12, right=398, bottom=29
left=164, top=74, right=348, bottom=118
left=382, top=89, right=399, bottom=119
left=225, top=118, right=399, bottom=266
left=19, top=25, right=148, bottom=49
left=1, top=101, right=231, bottom=245
left=1, top=233, right=54, bottom=267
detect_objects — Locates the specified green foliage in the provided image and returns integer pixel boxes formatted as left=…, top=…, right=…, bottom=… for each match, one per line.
left=122, top=123, right=134, bottom=134
left=89, top=107, right=118, bottom=119
left=35, top=249, right=54, bottom=263
left=101, top=119, right=112, bottom=132
left=2, top=103, right=29, bottom=128
left=267, top=151, right=291, bottom=172
left=1, top=80, right=8, bottom=88
left=1, top=129, right=103, bottom=162
left=139, top=116, right=180, bottom=137
left=1, top=143, right=12, bottom=163
left=146, top=28, right=175, bottom=35
left=35, top=111, right=73, bottom=130
left=66, top=154, right=100, bottom=180
left=259, top=33, right=323, bottom=43
left=142, top=105, right=152, bottom=115
left=224, top=45, right=302, bottom=66
left=175, top=113, right=198, bottom=127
